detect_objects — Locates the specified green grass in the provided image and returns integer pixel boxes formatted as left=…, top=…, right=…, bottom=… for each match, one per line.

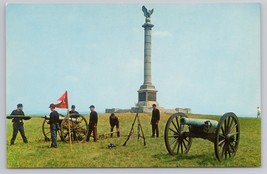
left=6, top=113, right=261, bottom=168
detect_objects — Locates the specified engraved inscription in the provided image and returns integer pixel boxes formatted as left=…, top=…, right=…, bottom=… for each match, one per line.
left=148, top=92, right=156, bottom=101
left=139, top=92, right=146, bottom=101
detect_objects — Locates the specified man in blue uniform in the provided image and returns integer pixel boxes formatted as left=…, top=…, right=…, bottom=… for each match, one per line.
left=86, top=105, right=98, bottom=142
left=10, top=103, right=28, bottom=145
left=48, top=104, right=60, bottom=148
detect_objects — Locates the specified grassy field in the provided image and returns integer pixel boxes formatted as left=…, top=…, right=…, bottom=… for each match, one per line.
left=6, top=112, right=261, bottom=168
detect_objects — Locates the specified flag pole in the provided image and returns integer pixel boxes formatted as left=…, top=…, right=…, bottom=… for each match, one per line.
left=65, top=90, right=72, bottom=151
left=67, top=108, right=73, bottom=151
left=54, top=90, right=72, bottom=150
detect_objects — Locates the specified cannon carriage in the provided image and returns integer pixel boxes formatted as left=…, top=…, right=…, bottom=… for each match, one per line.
left=41, top=113, right=88, bottom=142
left=164, top=112, right=240, bottom=161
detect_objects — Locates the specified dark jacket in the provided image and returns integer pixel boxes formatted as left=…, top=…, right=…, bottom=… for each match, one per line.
left=69, top=110, right=79, bottom=114
left=109, top=115, right=119, bottom=126
left=89, top=111, right=98, bottom=126
left=151, top=109, right=160, bottom=124
left=11, top=109, right=24, bottom=123
left=49, top=110, right=60, bottom=125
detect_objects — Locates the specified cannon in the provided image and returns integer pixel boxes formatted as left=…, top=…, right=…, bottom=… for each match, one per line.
left=164, top=112, right=240, bottom=161
left=6, top=115, right=32, bottom=120
left=41, top=113, right=88, bottom=142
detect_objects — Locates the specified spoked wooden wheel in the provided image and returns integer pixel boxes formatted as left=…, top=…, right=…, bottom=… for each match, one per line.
left=214, top=112, right=240, bottom=161
left=164, top=112, right=192, bottom=155
left=71, top=114, right=88, bottom=142
left=42, top=118, right=51, bottom=141
left=60, top=114, right=88, bottom=142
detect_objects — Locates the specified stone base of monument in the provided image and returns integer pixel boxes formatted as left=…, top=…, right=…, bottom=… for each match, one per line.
left=105, top=107, right=191, bottom=114
left=105, top=108, right=132, bottom=113
left=131, top=107, right=192, bottom=113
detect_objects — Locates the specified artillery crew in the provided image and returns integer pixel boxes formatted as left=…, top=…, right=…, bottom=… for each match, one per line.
left=48, top=104, right=60, bottom=148
left=109, top=113, right=120, bottom=137
left=151, top=104, right=160, bottom=138
left=10, top=103, right=28, bottom=145
left=86, top=105, right=98, bottom=142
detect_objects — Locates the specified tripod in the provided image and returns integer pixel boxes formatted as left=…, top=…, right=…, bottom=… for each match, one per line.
left=123, top=108, right=146, bottom=146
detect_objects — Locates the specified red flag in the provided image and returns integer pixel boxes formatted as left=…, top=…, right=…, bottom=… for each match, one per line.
left=54, top=91, right=69, bottom=109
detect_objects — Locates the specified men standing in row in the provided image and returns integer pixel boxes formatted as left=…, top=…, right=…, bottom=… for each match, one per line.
left=86, top=105, right=98, bottom=142
left=10, top=103, right=28, bottom=145
left=48, top=104, right=60, bottom=148
left=151, top=104, right=160, bottom=138
left=109, top=113, right=120, bottom=137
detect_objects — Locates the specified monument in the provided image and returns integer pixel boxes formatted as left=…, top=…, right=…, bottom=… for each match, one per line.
left=105, top=6, right=191, bottom=114
left=136, top=6, right=158, bottom=112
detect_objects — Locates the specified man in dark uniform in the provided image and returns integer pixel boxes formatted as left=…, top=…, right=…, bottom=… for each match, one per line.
left=109, top=113, right=120, bottom=137
left=86, top=105, right=98, bottom=142
left=69, top=105, right=79, bottom=140
left=10, top=103, right=28, bottom=145
left=69, top=105, right=79, bottom=114
left=151, top=104, right=160, bottom=138
left=48, top=104, right=60, bottom=148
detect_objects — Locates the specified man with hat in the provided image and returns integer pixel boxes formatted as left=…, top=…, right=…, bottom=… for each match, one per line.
left=10, top=103, right=28, bottom=145
left=151, top=104, right=160, bottom=138
left=69, top=105, right=79, bottom=115
left=69, top=105, right=79, bottom=140
left=86, top=105, right=98, bottom=142
left=48, top=103, right=60, bottom=148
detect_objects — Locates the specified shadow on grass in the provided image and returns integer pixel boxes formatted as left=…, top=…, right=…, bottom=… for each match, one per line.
left=153, top=153, right=207, bottom=161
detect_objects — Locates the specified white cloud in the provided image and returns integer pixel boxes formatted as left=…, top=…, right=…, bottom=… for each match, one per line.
left=153, top=31, right=173, bottom=38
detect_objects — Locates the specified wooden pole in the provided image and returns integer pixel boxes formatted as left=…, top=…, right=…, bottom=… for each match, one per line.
left=67, top=109, right=73, bottom=150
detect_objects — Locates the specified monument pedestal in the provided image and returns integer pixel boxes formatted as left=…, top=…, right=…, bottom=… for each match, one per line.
left=137, top=84, right=158, bottom=112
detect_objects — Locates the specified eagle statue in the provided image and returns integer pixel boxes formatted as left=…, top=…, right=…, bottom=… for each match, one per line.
left=142, top=6, right=154, bottom=18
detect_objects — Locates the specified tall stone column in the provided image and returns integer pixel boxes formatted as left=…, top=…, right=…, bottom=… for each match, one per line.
left=137, top=6, right=158, bottom=112
left=143, top=22, right=153, bottom=86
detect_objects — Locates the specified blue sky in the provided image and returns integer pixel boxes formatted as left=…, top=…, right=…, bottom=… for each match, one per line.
left=6, top=3, right=260, bottom=116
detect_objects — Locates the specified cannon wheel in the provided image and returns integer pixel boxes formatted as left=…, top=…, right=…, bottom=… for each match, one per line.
left=42, top=114, right=64, bottom=141
left=60, top=114, right=88, bottom=143
left=42, top=119, right=51, bottom=141
left=214, top=112, right=240, bottom=161
left=164, top=112, right=192, bottom=155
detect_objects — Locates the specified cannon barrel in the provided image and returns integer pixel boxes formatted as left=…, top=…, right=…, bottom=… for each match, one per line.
left=6, top=115, right=32, bottom=120
left=42, top=115, right=66, bottom=120
left=180, top=117, right=218, bottom=129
